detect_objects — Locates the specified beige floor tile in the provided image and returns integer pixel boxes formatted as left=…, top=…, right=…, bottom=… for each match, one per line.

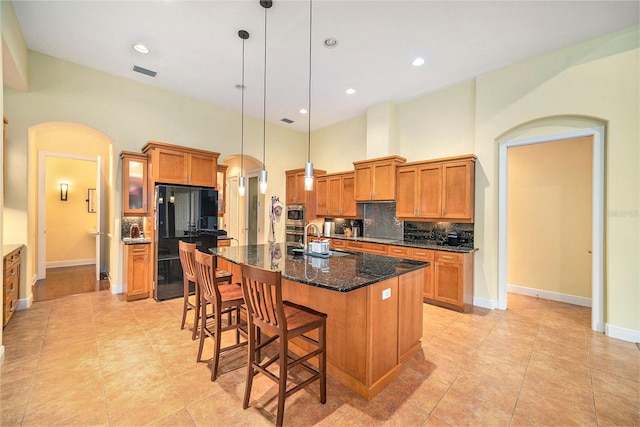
left=431, top=387, right=512, bottom=426
left=103, top=358, right=170, bottom=401
left=147, top=408, right=196, bottom=427
left=591, top=368, right=640, bottom=426
left=106, top=380, right=185, bottom=426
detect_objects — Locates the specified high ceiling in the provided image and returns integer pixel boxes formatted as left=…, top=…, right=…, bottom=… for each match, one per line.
left=12, top=0, right=639, bottom=132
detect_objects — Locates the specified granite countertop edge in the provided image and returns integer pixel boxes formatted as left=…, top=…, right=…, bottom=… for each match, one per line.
left=326, top=235, right=478, bottom=253
left=213, top=244, right=430, bottom=293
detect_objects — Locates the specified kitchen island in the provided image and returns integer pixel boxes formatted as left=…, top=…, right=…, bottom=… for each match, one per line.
left=213, top=243, right=429, bottom=399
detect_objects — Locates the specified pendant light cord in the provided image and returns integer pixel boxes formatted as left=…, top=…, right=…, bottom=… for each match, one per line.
left=262, top=5, right=267, bottom=168
left=307, top=0, right=312, bottom=163
left=241, top=37, right=245, bottom=177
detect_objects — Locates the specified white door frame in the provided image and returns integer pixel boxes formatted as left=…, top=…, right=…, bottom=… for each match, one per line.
left=37, top=151, right=102, bottom=280
left=498, top=126, right=604, bottom=332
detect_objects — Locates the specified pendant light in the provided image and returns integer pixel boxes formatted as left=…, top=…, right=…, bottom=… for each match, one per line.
left=259, top=0, right=272, bottom=195
left=238, top=29, right=250, bottom=197
left=303, top=0, right=314, bottom=191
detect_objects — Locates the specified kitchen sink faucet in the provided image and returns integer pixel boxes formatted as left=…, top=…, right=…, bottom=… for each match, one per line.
left=303, top=223, right=320, bottom=253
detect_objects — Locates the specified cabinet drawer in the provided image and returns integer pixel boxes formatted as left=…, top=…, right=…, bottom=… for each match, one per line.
left=330, top=239, right=346, bottom=249
left=129, top=244, right=149, bottom=254
left=387, top=245, right=409, bottom=258
left=407, top=248, right=435, bottom=261
left=346, top=240, right=387, bottom=255
left=435, top=251, right=463, bottom=264
left=4, top=250, right=21, bottom=270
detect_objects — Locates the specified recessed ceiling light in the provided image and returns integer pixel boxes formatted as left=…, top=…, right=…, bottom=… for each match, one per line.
left=324, top=38, right=338, bottom=48
left=299, top=108, right=308, bottom=114
left=133, top=44, right=150, bottom=54
left=412, top=57, right=425, bottom=67
left=345, top=88, right=356, bottom=95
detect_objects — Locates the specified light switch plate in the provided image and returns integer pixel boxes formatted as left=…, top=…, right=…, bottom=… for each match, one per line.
left=382, top=288, right=391, bottom=300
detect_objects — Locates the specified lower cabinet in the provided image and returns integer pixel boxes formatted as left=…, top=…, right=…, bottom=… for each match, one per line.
left=333, top=238, right=473, bottom=312
left=3, top=246, right=22, bottom=328
left=433, top=251, right=474, bottom=312
left=124, top=243, right=150, bottom=301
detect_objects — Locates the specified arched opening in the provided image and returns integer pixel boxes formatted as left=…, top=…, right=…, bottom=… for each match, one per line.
left=28, top=122, right=114, bottom=302
left=498, top=116, right=605, bottom=332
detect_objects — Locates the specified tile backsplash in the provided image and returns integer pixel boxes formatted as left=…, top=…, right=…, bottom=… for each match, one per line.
left=121, top=217, right=145, bottom=238
left=404, top=221, right=474, bottom=247
left=363, top=203, right=403, bottom=240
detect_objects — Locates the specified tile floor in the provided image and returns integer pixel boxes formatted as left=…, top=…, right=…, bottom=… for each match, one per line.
left=1, top=291, right=638, bottom=426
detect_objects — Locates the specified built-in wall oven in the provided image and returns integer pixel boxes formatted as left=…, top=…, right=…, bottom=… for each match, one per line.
left=285, top=204, right=305, bottom=251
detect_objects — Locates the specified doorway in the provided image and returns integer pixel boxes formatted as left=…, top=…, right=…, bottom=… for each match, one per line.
left=37, top=152, right=104, bottom=282
left=498, top=126, right=605, bottom=332
left=248, top=175, right=259, bottom=245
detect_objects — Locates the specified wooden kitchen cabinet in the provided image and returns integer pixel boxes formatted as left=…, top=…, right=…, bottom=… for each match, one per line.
left=285, top=168, right=326, bottom=205
left=142, top=141, right=219, bottom=187
left=396, top=155, right=476, bottom=223
left=123, top=243, right=151, bottom=301
left=353, top=155, right=406, bottom=201
left=316, top=172, right=356, bottom=217
left=3, top=245, right=22, bottom=328
left=432, top=250, right=473, bottom=312
left=120, top=151, right=148, bottom=216
left=387, top=245, right=435, bottom=300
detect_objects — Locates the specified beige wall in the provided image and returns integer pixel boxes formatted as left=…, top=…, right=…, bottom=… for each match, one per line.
left=45, top=157, right=97, bottom=265
left=475, top=26, right=639, bottom=332
left=4, top=51, right=307, bottom=293
left=507, top=137, right=592, bottom=299
left=311, top=115, right=366, bottom=174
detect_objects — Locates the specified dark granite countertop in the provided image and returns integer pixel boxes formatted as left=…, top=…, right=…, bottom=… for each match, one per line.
left=327, top=235, right=478, bottom=254
left=212, top=243, right=429, bottom=293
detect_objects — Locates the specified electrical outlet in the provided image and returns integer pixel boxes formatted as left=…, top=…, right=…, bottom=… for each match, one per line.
left=382, top=288, right=391, bottom=300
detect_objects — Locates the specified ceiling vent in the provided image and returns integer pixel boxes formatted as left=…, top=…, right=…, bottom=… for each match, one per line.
left=281, top=118, right=294, bottom=124
left=132, top=65, right=157, bottom=77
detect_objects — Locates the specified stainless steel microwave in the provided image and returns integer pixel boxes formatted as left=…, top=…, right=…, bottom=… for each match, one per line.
left=286, top=204, right=305, bottom=225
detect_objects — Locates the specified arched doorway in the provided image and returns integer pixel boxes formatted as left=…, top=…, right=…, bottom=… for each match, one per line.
left=498, top=119, right=605, bottom=332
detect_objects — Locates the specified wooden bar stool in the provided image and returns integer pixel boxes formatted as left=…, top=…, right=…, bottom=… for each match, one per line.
left=194, top=250, right=247, bottom=381
left=178, top=241, right=199, bottom=340
left=240, top=263, right=327, bottom=427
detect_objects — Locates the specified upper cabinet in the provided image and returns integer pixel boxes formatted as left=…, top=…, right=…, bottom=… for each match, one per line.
left=316, top=172, right=356, bottom=217
left=120, top=151, right=148, bottom=216
left=353, top=155, right=406, bottom=201
left=285, top=168, right=326, bottom=205
left=396, top=155, right=476, bottom=223
left=142, top=141, right=219, bottom=188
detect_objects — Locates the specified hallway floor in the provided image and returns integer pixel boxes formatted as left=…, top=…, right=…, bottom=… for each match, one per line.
left=1, top=291, right=638, bottom=426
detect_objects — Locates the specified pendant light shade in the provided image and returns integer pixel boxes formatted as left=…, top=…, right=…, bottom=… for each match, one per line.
left=259, top=0, right=272, bottom=195
left=238, top=29, right=249, bottom=198
left=303, top=0, right=314, bottom=191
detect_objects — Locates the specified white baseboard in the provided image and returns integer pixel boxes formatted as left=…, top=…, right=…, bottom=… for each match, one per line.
left=17, top=295, right=33, bottom=310
left=473, top=296, right=498, bottom=310
left=111, top=280, right=123, bottom=295
left=46, top=259, right=96, bottom=269
left=508, top=284, right=592, bottom=307
left=0, top=345, right=5, bottom=366
left=605, top=323, right=640, bottom=344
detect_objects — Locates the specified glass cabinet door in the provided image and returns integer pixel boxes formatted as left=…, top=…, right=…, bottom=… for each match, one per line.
left=121, top=152, right=148, bottom=215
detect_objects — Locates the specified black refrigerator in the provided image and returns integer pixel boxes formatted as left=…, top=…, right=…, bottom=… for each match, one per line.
left=153, top=185, right=219, bottom=301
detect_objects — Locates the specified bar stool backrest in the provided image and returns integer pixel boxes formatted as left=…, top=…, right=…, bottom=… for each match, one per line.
left=240, top=263, right=286, bottom=336
left=178, top=241, right=197, bottom=282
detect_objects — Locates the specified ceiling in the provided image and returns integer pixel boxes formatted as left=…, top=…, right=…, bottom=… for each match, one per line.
left=12, top=0, right=639, bottom=133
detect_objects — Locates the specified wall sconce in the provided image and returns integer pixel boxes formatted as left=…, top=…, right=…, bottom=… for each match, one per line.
left=60, top=183, right=69, bottom=201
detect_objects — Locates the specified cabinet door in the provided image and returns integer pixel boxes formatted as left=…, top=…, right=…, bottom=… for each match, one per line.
left=442, top=161, right=473, bottom=220
left=372, top=162, right=396, bottom=200
left=295, top=173, right=308, bottom=205
left=122, top=156, right=147, bottom=215
left=315, top=177, right=328, bottom=216
left=189, top=153, right=216, bottom=187
left=434, top=257, right=463, bottom=307
left=418, top=164, right=442, bottom=218
left=285, top=173, right=298, bottom=204
left=354, top=166, right=373, bottom=201
left=155, top=149, right=188, bottom=184
left=408, top=248, right=434, bottom=299
left=327, top=176, right=343, bottom=216
left=396, top=166, right=417, bottom=217
left=341, top=174, right=357, bottom=217
left=127, top=245, right=150, bottom=300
